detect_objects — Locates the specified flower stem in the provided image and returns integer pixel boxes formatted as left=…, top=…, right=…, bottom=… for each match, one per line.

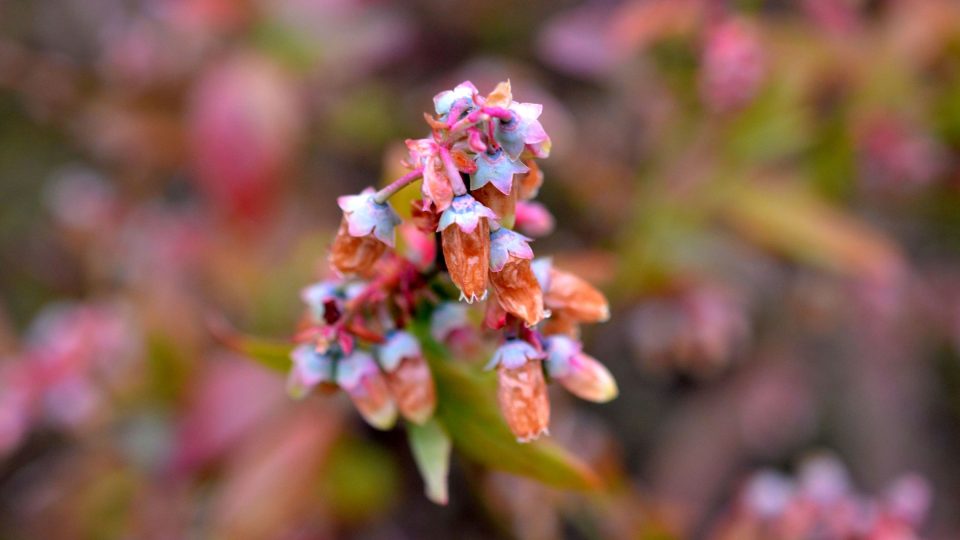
left=374, top=168, right=424, bottom=204
left=439, top=146, right=468, bottom=196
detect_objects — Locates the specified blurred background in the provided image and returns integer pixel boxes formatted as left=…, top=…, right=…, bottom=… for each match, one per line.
left=1, top=0, right=960, bottom=538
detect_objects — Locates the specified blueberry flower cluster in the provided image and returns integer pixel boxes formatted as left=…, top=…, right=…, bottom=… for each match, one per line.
left=293, top=81, right=615, bottom=442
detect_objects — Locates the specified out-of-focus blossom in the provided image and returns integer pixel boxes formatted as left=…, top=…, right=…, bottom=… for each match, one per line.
left=336, top=350, right=397, bottom=430
left=628, top=285, right=748, bottom=374
left=710, top=454, right=931, bottom=540
left=377, top=331, right=436, bottom=424
left=857, top=115, right=945, bottom=192
left=188, top=54, right=303, bottom=220
left=700, top=18, right=765, bottom=113
left=514, top=201, right=555, bottom=237
left=0, top=302, right=141, bottom=456
left=544, top=335, right=617, bottom=403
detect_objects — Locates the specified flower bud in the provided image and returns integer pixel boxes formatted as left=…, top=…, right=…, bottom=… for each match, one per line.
left=540, top=261, right=610, bottom=323
left=497, top=360, right=550, bottom=443
left=544, top=335, right=617, bottom=403
left=438, top=195, right=497, bottom=302
left=336, top=351, right=397, bottom=430
left=287, top=344, right=335, bottom=399
left=378, top=331, right=436, bottom=424
left=488, top=228, right=544, bottom=326
left=514, top=201, right=554, bottom=237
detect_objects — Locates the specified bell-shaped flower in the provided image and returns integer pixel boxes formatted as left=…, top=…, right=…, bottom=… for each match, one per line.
left=287, top=344, right=335, bottom=399
left=488, top=228, right=544, bottom=326
left=489, top=340, right=549, bottom=443
left=433, top=81, right=478, bottom=118
left=336, top=350, right=397, bottom=430
left=494, top=102, right=551, bottom=160
left=473, top=182, right=518, bottom=224
left=377, top=331, right=436, bottom=424
left=330, top=188, right=401, bottom=275
left=544, top=335, right=617, bottom=403
left=470, top=148, right=529, bottom=195
left=438, top=194, right=498, bottom=302
left=535, top=258, right=610, bottom=323
left=300, top=280, right=341, bottom=324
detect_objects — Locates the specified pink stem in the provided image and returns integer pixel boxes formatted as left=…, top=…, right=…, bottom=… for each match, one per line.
left=373, top=167, right=424, bottom=203
left=439, top=146, right=468, bottom=196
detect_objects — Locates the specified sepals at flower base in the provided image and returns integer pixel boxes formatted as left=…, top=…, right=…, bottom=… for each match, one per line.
left=494, top=102, right=551, bottom=160
left=337, top=188, right=402, bottom=246
left=378, top=331, right=436, bottom=424
left=433, top=81, right=478, bottom=118
left=544, top=335, right=618, bottom=403
left=287, top=344, right=335, bottom=399
left=438, top=195, right=497, bottom=303
left=489, top=340, right=550, bottom=443
left=336, top=350, right=397, bottom=430
left=471, top=149, right=529, bottom=196
left=489, top=228, right=543, bottom=326
left=301, top=280, right=341, bottom=324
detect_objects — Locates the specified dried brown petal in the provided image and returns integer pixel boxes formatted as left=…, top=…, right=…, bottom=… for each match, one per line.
left=410, top=198, right=440, bottom=233
left=330, top=219, right=386, bottom=276
left=542, top=313, right=580, bottom=338
left=544, top=267, right=609, bottom=323
left=490, top=256, right=545, bottom=327
left=422, top=162, right=454, bottom=211
left=384, top=355, right=436, bottom=425
left=497, top=361, right=550, bottom=443
left=473, top=180, right=518, bottom=223
left=441, top=219, right=490, bottom=302
left=517, top=159, right=543, bottom=200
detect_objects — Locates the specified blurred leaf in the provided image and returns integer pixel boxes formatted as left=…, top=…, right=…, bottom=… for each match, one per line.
left=209, top=315, right=292, bottom=372
left=407, top=418, right=452, bottom=505
left=414, top=322, right=602, bottom=491
left=716, top=182, right=902, bottom=280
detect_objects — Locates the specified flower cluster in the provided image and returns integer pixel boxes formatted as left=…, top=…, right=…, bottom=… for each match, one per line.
left=291, top=81, right=616, bottom=441
left=711, top=454, right=930, bottom=540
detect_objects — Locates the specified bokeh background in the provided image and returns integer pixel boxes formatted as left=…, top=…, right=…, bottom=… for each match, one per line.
left=2, top=0, right=960, bottom=538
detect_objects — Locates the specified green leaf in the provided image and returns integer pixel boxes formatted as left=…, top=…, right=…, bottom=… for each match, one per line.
left=407, top=418, right=452, bottom=505
left=414, top=324, right=602, bottom=491
left=208, top=315, right=292, bottom=373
